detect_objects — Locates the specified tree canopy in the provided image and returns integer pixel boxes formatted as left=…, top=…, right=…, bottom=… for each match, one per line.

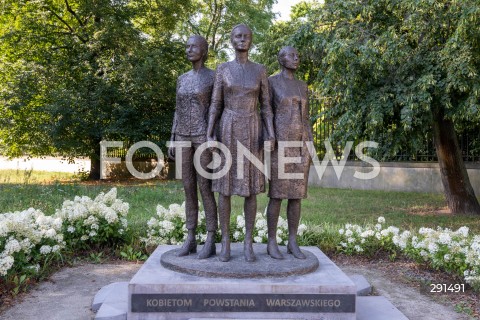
left=178, top=0, right=276, bottom=63
left=0, top=0, right=276, bottom=179
left=266, top=0, right=480, bottom=214
left=0, top=0, right=192, bottom=178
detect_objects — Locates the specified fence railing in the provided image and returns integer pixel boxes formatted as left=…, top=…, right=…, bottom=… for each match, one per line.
left=309, top=96, right=480, bottom=163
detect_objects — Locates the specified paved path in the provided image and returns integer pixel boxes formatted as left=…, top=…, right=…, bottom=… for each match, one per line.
left=0, top=261, right=470, bottom=320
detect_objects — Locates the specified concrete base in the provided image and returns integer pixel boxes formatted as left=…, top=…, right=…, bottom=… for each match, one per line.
left=128, top=245, right=356, bottom=320
left=347, top=275, right=372, bottom=296
left=356, top=296, right=408, bottom=320
left=93, top=245, right=408, bottom=320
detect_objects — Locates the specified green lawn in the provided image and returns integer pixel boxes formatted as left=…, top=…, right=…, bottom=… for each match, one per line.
left=1, top=169, right=479, bottom=237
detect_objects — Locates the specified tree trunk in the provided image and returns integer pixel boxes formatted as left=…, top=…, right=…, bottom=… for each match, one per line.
left=88, top=140, right=101, bottom=180
left=431, top=106, right=480, bottom=214
left=89, top=154, right=101, bottom=180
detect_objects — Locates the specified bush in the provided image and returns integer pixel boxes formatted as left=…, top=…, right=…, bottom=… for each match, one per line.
left=0, top=208, right=64, bottom=277
left=55, top=188, right=129, bottom=250
left=141, top=203, right=308, bottom=247
left=337, top=217, right=480, bottom=291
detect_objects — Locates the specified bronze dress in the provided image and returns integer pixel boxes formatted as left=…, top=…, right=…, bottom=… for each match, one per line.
left=268, top=74, right=313, bottom=199
left=209, top=60, right=273, bottom=197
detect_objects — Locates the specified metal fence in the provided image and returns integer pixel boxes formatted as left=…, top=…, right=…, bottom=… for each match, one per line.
left=105, top=98, right=480, bottom=163
left=309, top=97, right=480, bottom=163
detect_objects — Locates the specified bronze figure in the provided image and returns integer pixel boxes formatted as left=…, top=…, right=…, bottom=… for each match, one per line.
left=266, top=46, right=313, bottom=260
left=207, top=24, right=275, bottom=262
left=168, top=35, right=218, bottom=259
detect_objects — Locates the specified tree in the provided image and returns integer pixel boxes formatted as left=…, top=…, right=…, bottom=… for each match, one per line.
left=285, top=0, right=480, bottom=214
left=178, top=0, right=276, bottom=63
left=0, top=0, right=190, bottom=179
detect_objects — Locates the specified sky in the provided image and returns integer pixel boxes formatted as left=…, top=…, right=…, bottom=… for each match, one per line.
left=272, top=0, right=305, bottom=21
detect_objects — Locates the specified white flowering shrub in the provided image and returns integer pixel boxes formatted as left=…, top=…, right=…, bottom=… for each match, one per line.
left=0, top=208, right=64, bottom=276
left=338, top=217, right=399, bottom=257
left=232, top=210, right=307, bottom=245
left=55, top=188, right=129, bottom=249
left=142, top=203, right=309, bottom=247
left=141, top=203, right=189, bottom=246
left=404, top=226, right=480, bottom=291
left=337, top=217, right=480, bottom=291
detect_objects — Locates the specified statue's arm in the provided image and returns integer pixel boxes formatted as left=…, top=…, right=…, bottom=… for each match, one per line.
left=260, top=67, right=275, bottom=147
left=303, top=83, right=314, bottom=143
left=168, top=78, right=181, bottom=160
left=207, top=67, right=223, bottom=142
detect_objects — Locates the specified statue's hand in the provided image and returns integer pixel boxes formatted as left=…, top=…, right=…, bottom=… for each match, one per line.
left=264, top=137, right=275, bottom=152
left=167, top=145, right=175, bottom=161
left=207, top=134, right=217, bottom=151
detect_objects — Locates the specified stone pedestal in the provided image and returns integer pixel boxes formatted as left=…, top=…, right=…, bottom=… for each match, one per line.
left=128, top=244, right=356, bottom=320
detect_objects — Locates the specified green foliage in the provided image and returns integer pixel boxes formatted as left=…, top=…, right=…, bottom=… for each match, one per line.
left=257, top=1, right=324, bottom=84
left=178, top=0, right=276, bottom=64
left=120, top=245, right=147, bottom=262
left=10, top=274, right=28, bottom=296
left=88, top=251, right=104, bottom=264
left=280, top=0, right=480, bottom=157
left=0, top=0, right=190, bottom=176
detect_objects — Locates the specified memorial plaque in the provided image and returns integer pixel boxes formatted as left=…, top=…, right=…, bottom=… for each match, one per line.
left=131, top=293, right=356, bottom=313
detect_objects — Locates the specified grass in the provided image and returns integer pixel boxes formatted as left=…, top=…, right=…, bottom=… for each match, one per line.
left=1, top=169, right=480, bottom=238
left=0, top=169, right=76, bottom=184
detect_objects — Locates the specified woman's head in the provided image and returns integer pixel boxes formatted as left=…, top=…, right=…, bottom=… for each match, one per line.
left=230, top=24, right=253, bottom=52
left=278, top=46, right=300, bottom=71
left=186, top=35, right=209, bottom=63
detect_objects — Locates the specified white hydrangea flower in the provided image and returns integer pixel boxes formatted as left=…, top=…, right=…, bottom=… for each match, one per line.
left=456, top=226, right=469, bottom=238
left=297, top=224, right=307, bottom=235
left=5, top=239, right=22, bottom=254
left=354, top=245, right=363, bottom=252
left=40, top=245, right=52, bottom=255
left=0, top=256, right=14, bottom=276
left=233, top=231, right=241, bottom=240
left=45, top=228, right=57, bottom=238
left=438, top=233, right=452, bottom=245
left=0, top=221, right=8, bottom=237
left=377, top=216, right=386, bottom=224
left=360, top=230, right=374, bottom=238
left=236, top=215, right=245, bottom=228
left=104, top=209, right=118, bottom=224
left=255, top=218, right=267, bottom=229
left=277, top=235, right=283, bottom=244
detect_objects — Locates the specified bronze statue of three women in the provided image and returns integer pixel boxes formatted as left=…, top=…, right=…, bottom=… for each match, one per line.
left=169, top=25, right=312, bottom=263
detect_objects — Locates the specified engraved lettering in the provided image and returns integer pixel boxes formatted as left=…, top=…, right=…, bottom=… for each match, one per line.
left=146, top=299, right=192, bottom=308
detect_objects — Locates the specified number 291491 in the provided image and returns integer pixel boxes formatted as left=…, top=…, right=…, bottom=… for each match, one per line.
left=430, top=283, right=465, bottom=293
